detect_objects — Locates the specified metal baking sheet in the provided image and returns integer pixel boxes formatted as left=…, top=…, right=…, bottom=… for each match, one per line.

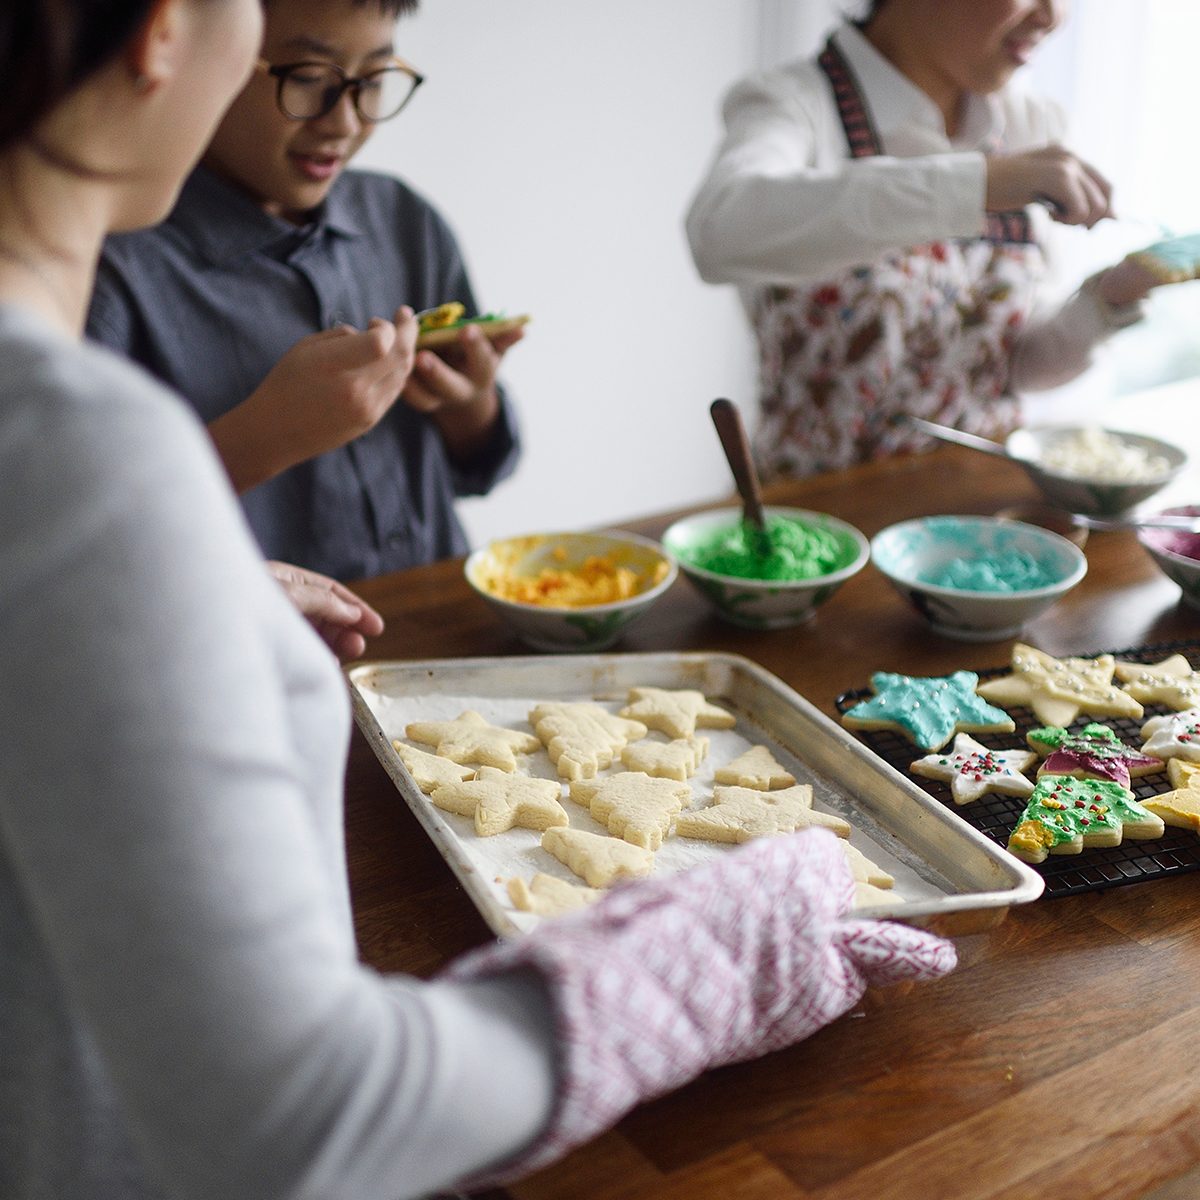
left=348, top=652, right=1043, bottom=937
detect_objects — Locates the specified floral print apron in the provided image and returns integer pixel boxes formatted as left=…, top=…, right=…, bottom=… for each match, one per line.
left=753, top=38, right=1045, bottom=481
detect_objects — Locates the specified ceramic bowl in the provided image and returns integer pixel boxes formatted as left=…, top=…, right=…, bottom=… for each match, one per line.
left=1137, top=505, right=1200, bottom=610
left=660, top=506, right=870, bottom=629
left=464, top=529, right=676, bottom=652
left=1006, top=425, right=1186, bottom=517
left=871, top=515, right=1088, bottom=641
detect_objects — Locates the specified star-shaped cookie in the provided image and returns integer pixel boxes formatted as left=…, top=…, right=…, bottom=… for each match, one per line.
left=405, top=710, right=540, bottom=771
left=976, top=644, right=1144, bottom=727
left=910, top=732, right=1036, bottom=805
left=429, top=767, right=568, bottom=837
left=618, top=686, right=736, bottom=739
left=392, top=741, right=476, bottom=793
left=1114, top=654, right=1200, bottom=712
left=1006, top=776, right=1164, bottom=864
left=1026, top=722, right=1164, bottom=788
left=1143, top=772, right=1200, bottom=832
left=1139, top=708, right=1200, bottom=763
left=841, top=670, right=1014, bottom=751
left=569, top=771, right=692, bottom=850
left=675, top=783, right=850, bottom=843
left=619, top=735, right=709, bottom=781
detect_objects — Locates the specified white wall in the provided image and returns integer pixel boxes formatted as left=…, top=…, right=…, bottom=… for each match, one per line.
left=357, top=1, right=763, bottom=546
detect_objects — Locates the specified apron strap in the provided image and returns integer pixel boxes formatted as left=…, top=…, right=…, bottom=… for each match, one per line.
left=817, top=36, right=1034, bottom=246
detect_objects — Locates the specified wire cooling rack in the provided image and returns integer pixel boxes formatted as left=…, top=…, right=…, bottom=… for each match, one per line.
left=836, top=639, right=1200, bottom=898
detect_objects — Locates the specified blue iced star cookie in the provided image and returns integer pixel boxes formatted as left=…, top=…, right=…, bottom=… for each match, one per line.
left=842, top=670, right=1015, bottom=751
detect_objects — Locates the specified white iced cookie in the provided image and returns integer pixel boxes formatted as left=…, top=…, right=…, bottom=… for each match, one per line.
left=1140, top=708, right=1200, bottom=763
left=910, top=732, right=1037, bottom=806
left=675, top=783, right=850, bottom=843
left=391, top=741, right=475, bottom=794
left=619, top=735, right=709, bottom=781
left=541, top=826, right=655, bottom=888
left=429, top=767, right=568, bottom=837
left=529, top=701, right=647, bottom=781
left=713, top=744, right=796, bottom=791
left=568, top=771, right=692, bottom=851
left=1114, top=655, right=1200, bottom=712
left=618, top=686, right=736, bottom=739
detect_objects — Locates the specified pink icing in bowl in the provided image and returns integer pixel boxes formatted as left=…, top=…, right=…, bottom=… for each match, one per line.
left=1138, top=506, right=1200, bottom=610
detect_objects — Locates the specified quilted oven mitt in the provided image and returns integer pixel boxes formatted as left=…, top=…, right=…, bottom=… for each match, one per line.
left=443, top=827, right=956, bottom=1182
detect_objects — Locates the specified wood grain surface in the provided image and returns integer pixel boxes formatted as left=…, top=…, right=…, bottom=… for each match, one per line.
left=344, top=445, right=1200, bottom=1200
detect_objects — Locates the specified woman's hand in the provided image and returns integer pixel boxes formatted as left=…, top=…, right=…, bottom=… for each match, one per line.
left=266, top=561, right=384, bottom=661
left=985, top=144, right=1113, bottom=227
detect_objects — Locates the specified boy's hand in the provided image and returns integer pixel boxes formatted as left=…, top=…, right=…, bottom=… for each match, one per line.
left=209, top=308, right=418, bottom=492
left=266, top=561, right=384, bottom=662
left=402, top=322, right=525, bottom=462
left=984, top=144, right=1114, bottom=228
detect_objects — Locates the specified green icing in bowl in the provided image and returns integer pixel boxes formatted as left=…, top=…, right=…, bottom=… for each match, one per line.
left=683, top=515, right=856, bottom=581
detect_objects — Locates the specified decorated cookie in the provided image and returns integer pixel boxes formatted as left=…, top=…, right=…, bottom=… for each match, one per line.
left=505, top=873, right=602, bottom=916
left=405, top=710, right=541, bottom=772
left=429, top=767, right=568, bottom=837
left=392, top=741, right=476, bottom=793
left=1140, top=708, right=1200, bottom=763
left=568, top=771, right=692, bottom=851
left=713, top=744, right=796, bottom=791
left=1025, top=722, right=1164, bottom=789
left=619, top=735, right=709, bottom=781
left=618, top=686, right=736, bottom=739
left=1006, top=776, right=1164, bottom=864
left=541, top=825, right=655, bottom=888
left=1114, top=654, right=1200, bottom=712
left=841, top=670, right=1014, bottom=752
left=842, top=841, right=895, bottom=889
left=975, top=644, right=1143, bottom=727
left=528, top=702, right=648, bottom=781
left=910, top=732, right=1036, bottom=805
left=675, top=783, right=850, bottom=843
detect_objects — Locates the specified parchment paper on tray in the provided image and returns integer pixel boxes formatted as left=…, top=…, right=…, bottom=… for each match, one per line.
left=348, top=653, right=1043, bottom=937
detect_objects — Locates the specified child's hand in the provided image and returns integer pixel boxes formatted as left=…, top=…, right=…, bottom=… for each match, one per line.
left=402, top=322, right=526, bottom=460
left=211, top=308, right=418, bottom=492
left=985, top=144, right=1114, bottom=228
left=1093, top=255, right=1163, bottom=307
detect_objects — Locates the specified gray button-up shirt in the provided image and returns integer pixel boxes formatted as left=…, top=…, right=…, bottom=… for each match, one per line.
left=87, top=166, right=520, bottom=580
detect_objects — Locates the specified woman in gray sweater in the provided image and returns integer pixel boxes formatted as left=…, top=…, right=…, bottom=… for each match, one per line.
left=0, top=3, right=955, bottom=1198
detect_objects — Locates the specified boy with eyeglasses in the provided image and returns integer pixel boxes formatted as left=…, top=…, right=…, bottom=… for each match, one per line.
left=87, top=0, right=523, bottom=581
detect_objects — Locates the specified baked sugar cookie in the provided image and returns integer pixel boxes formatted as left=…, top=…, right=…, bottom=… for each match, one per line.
left=1143, top=775, right=1200, bottom=832
left=976, top=644, right=1143, bottom=727
left=854, top=882, right=904, bottom=909
left=1026, top=722, right=1164, bottom=789
left=841, top=670, right=1014, bottom=752
left=405, top=710, right=540, bottom=772
left=1006, top=776, right=1164, bottom=864
left=675, top=783, right=850, bottom=843
left=541, top=825, right=655, bottom=888
left=1140, top=708, right=1200, bottom=763
left=568, top=771, right=691, bottom=851
left=842, top=841, right=895, bottom=889
left=429, top=767, right=568, bottom=837
left=619, top=735, right=709, bottom=781
left=528, top=701, right=648, bottom=781
left=392, top=741, right=476, bottom=793
left=505, top=873, right=602, bottom=916
left=910, top=732, right=1036, bottom=805
left=1114, top=655, right=1200, bottom=712
left=713, top=744, right=796, bottom=791
left=618, top=686, right=736, bottom=739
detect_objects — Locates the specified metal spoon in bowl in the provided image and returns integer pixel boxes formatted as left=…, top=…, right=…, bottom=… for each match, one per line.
left=897, top=414, right=1031, bottom=464
left=1070, top=512, right=1200, bottom=533
left=710, top=398, right=772, bottom=557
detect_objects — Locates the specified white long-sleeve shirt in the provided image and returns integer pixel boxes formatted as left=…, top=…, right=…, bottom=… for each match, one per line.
left=0, top=304, right=556, bottom=1200
left=685, top=22, right=1137, bottom=393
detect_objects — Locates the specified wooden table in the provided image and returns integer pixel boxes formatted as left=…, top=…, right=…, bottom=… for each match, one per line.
left=345, top=446, right=1200, bottom=1200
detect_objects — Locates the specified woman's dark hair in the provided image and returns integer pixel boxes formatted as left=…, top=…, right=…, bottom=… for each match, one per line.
left=0, top=1, right=155, bottom=153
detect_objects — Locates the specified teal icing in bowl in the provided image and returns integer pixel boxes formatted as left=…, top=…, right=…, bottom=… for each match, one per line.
left=919, top=550, right=1062, bottom=593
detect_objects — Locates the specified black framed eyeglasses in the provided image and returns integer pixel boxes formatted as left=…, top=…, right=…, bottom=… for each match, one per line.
left=256, top=57, right=425, bottom=123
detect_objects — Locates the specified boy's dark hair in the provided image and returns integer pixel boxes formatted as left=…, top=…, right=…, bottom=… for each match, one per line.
left=266, top=0, right=420, bottom=12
